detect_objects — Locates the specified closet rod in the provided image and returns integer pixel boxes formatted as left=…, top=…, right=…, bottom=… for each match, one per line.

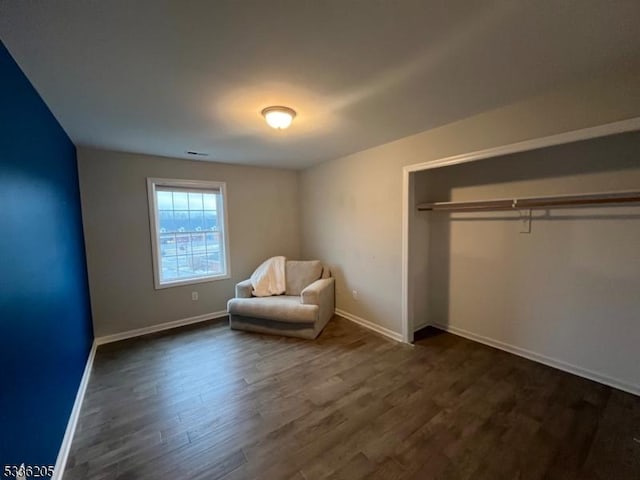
left=416, top=189, right=640, bottom=212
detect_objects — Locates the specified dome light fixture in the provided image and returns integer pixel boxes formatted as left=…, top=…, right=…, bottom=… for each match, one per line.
left=261, top=106, right=296, bottom=130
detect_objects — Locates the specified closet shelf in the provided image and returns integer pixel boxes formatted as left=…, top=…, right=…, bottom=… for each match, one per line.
left=416, top=189, right=640, bottom=212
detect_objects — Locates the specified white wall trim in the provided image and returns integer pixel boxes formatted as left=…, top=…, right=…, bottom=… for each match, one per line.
left=401, top=168, right=411, bottom=343
left=404, top=117, right=640, bottom=174
left=51, top=341, right=97, bottom=480
left=146, top=177, right=232, bottom=290
left=413, top=320, right=430, bottom=332
left=95, top=310, right=228, bottom=345
left=335, top=308, right=404, bottom=343
left=401, top=116, right=640, bottom=345
left=431, top=323, right=639, bottom=397
left=52, top=310, right=228, bottom=478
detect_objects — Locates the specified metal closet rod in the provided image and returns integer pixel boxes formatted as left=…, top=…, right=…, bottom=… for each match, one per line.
left=416, top=189, right=640, bottom=212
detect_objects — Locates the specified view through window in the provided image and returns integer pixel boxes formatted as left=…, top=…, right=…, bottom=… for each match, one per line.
left=148, top=179, right=229, bottom=287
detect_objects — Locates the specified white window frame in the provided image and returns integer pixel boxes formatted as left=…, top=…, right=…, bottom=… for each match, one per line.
left=147, top=177, right=231, bottom=289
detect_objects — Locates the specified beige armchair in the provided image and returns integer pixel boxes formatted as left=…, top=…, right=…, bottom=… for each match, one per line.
left=227, top=260, right=335, bottom=339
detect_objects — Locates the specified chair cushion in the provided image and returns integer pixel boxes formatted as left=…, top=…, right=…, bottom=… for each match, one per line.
left=285, top=260, right=323, bottom=295
left=321, top=266, right=331, bottom=279
left=227, top=296, right=319, bottom=324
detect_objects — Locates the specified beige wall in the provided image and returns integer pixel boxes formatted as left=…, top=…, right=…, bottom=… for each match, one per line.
left=415, top=132, right=640, bottom=391
left=78, top=147, right=300, bottom=336
left=299, top=73, right=640, bottom=334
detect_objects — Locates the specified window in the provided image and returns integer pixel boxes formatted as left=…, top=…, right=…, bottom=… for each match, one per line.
left=147, top=178, right=230, bottom=288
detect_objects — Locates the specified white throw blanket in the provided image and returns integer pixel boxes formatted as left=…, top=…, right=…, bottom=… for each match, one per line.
left=250, top=256, right=286, bottom=297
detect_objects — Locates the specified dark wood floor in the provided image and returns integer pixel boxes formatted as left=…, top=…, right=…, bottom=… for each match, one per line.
left=65, top=316, right=640, bottom=480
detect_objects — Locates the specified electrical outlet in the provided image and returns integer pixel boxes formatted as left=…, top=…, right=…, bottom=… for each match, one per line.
left=352, top=289, right=358, bottom=301
left=191, top=291, right=198, bottom=301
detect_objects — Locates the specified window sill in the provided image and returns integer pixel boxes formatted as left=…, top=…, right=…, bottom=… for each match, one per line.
left=154, top=273, right=231, bottom=290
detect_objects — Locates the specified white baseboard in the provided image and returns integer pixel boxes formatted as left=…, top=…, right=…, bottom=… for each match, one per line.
left=413, top=321, right=430, bottom=332
left=52, top=341, right=97, bottom=480
left=95, top=310, right=228, bottom=345
left=52, top=310, right=228, bottom=478
left=431, top=322, right=639, bottom=397
left=335, top=308, right=404, bottom=342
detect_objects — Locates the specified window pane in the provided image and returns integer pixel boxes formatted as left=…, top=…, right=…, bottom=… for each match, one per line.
left=176, top=255, right=192, bottom=278
left=192, top=254, right=208, bottom=274
left=157, top=191, right=173, bottom=210
left=161, top=256, right=178, bottom=281
left=188, top=192, right=204, bottom=210
left=189, top=211, right=204, bottom=231
left=208, top=251, right=222, bottom=274
left=173, top=192, right=188, bottom=210
left=160, top=234, right=176, bottom=257
left=176, top=233, right=191, bottom=255
left=191, top=233, right=205, bottom=256
left=174, top=211, right=189, bottom=232
left=205, top=232, right=219, bottom=251
left=204, top=211, right=217, bottom=230
left=203, top=193, right=217, bottom=210
left=158, top=211, right=175, bottom=233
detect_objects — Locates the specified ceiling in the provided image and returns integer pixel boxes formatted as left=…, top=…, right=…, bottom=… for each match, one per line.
left=1, top=1, right=639, bottom=169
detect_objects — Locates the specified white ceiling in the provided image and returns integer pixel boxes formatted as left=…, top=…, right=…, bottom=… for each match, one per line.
left=1, top=1, right=639, bottom=168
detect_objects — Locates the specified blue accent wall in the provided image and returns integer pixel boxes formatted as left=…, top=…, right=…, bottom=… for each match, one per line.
left=0, top=41, right=93, bottom=467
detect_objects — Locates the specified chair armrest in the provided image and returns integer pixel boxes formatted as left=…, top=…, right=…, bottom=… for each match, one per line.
left=235, top=279, right=253, bottom=298
left=301, top=278, right=334, bottom=306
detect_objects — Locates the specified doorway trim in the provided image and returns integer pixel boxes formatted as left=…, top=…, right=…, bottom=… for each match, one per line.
left=400, top=116, right=640, bottom=343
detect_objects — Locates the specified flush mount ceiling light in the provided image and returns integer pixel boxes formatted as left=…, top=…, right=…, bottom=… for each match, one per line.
left=261, top=106, right=296, bottom=130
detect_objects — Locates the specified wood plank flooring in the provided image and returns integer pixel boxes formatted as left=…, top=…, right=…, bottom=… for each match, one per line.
left=65, top=316, right=640, bottom=480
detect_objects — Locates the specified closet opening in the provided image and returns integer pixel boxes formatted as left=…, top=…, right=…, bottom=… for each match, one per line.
left=401, top=120, right=640, bottom=394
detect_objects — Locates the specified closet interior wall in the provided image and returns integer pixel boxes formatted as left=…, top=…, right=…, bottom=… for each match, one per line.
left=410, top=131, right=640, bottom=392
